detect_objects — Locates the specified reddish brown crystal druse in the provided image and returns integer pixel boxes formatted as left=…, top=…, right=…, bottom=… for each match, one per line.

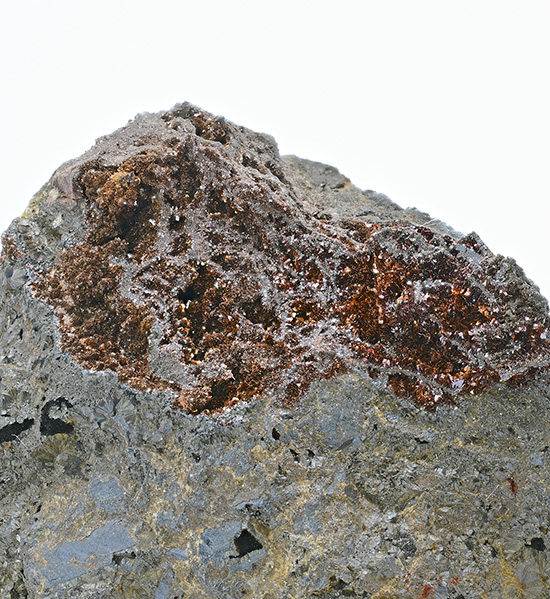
left=419, top=584, right=435, bottom=599
left=0, top=235, right=23, bottom=263
left=35, top=241, right=161, bottom=391
left=31, top=108, right=550, bottom=413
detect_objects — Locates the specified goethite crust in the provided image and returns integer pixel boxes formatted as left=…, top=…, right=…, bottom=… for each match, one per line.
left=16, top=104, right=550, bottom=413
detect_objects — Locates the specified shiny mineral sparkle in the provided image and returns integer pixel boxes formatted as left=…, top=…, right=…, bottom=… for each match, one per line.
left=31, top=107, right=550, bottom=413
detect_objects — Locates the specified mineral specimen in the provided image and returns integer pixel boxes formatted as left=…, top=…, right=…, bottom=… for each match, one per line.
left=22, top=105, right=550, bottom=413
left=1, top=104, right=549, bottom=598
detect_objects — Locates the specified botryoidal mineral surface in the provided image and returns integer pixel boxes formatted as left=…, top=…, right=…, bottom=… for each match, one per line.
left=1, top=105, right=549, bottom=598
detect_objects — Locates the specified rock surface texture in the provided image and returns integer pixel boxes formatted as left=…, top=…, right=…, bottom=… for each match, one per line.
left=1, top=103, right=550, bottom=598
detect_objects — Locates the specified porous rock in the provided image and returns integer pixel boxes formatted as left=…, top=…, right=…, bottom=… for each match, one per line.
left=1, top=103, right=550, bottom=598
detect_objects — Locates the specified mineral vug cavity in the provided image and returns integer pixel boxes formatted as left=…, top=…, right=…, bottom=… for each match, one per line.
left=19, top=104, right=550, bottom=413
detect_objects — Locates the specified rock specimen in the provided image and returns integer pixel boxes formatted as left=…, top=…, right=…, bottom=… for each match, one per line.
left=1, top=103, right=550, bottom=598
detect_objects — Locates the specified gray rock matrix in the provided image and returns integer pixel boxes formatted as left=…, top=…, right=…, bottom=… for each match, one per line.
left=1, top=104, right=549, bottom=598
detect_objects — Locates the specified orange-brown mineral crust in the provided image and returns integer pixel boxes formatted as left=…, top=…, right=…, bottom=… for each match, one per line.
left=31, top=105, right=550, bottom=413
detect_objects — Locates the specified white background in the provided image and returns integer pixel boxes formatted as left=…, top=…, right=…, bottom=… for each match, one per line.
left=1, top=1, right=549, bottom=299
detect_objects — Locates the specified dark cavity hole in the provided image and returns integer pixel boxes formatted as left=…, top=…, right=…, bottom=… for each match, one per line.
left=483, top=540, right=497, bottom=558
left=177, top=286, right=199, bottom=304
left=112, top=550, right=136, bottom=565
left=40, top=397, right=74, bottom=436
left=168, top=213, right=185, bottom=230
left=414, top=437, right=429, bottom=445
left=242, top=297, right=279, bottom=329
left=526, top=537, right=546, bottom=551
left=271, top=427, right=280, bottom=440
left=232, top=529, right=263, bottom=558
left=206, top=194, right=229, bottom=215
left=209, top=380, right=234, bottom=411
left=0, top=418, right=34, bottom=444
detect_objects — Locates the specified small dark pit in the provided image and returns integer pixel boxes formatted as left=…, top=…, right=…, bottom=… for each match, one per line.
left=526, top=537, right=546, bottom=551
left=232, top=529, right=263, bottom=558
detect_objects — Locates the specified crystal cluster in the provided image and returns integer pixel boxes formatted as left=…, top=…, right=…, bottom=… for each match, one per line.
left=27, top=106, right=550, bottom=412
